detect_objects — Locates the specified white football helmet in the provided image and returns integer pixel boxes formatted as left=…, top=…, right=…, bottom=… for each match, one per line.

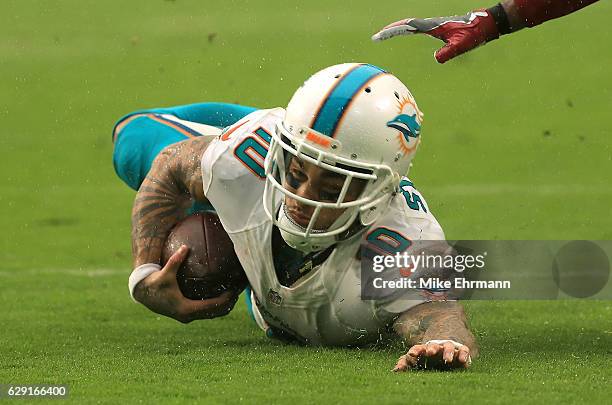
left=263, top=63, right=424, bottom=253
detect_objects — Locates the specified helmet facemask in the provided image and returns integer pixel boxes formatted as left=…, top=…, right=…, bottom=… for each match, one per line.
left=263, top=120, right=397, bottom=253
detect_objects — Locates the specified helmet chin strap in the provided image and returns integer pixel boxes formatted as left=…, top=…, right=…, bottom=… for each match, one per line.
left=276, top=202, right=363, bottom=254
left=277, top=202, right=336, bottom=253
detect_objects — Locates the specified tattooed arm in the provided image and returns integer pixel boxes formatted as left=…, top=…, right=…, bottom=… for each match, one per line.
left=131, top=137, right=208, bottom=268
left=392, top=301, right=479, bottom=371
left=131, top=137, right=239, bottom=322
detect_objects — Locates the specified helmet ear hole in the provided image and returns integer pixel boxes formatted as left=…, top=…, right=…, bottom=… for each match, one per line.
left=364, top=87, right=371, bottom=93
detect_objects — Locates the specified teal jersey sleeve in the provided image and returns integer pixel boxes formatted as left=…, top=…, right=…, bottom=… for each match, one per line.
left=112, top=102, right=258, bottom=138
left=112, top=102, right=258, bottom=191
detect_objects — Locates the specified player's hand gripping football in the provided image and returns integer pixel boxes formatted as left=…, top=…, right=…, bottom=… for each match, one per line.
left=393, top=341, right=472, bottom=371
left=133, top=246, right=239, bottom=323
left=372, top=10, right=499, bottom=63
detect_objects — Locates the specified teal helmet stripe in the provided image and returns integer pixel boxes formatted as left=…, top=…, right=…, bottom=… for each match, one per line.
left=311, top=64, right=386, bottom=137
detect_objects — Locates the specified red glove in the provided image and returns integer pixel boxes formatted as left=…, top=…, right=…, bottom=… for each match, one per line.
left=372, top=9, right=501, bottom=64
left=372, top=1, right=600, bottom=64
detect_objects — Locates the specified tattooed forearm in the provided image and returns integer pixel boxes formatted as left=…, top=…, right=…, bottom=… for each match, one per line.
left=393, top=301, right=479, bottom=357
left=131, top=136, right=212, bottom=267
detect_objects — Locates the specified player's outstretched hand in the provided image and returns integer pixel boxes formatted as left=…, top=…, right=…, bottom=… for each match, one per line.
left=372, top=10, right=499, bottom=64
left=393, top=341, right=472, bottom=371
left=133, top=246, right=240, bottom=323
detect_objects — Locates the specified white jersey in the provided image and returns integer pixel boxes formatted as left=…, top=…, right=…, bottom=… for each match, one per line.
left=201, top=109, right=445, bottom=346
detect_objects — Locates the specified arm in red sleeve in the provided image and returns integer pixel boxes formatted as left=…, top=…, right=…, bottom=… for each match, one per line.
left=513, top=0, right=600, bottom=28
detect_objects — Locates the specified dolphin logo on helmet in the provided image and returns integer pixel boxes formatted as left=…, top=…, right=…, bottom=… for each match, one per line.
left=386, top=113, right=421, bottom=141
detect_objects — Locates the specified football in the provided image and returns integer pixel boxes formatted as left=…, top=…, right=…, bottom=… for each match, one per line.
left=161, top=212, right=248, bottom=300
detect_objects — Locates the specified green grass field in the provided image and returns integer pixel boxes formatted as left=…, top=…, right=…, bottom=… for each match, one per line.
left=1, top=0, right=611, bottom=403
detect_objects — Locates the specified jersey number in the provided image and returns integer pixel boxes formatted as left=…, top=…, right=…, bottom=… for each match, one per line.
left=234, top=127, right=271, bottom=179
left=364, top=227, right=412, bottom=258
left=399, top=179, right=427, bottom=213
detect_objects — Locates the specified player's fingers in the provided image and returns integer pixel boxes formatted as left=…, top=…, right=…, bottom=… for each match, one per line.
left=393, top=353, right=419, bottom=371
left=371, top=18, right=419, bottom=41
left=408, top=344, right=426, bottom=357
left=182, top=290, right=239, bottom=320
left=442, top=342, right=456, bottom=364
left=434, top=34, right=478, bottom=64
left=425, top=342, right=443, bottom=357
left=162, top=245, right=189, bottom=274
left=457, top=347, right=471, bottom=367
left=392, top=355, right=410, bottom=372
left=434, top=43, right=459, bottom=64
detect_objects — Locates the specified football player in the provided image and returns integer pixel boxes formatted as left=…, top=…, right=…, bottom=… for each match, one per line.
left=372, top=0, right=600, bottom=63
left=115, top=63, right=477, bottom=370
